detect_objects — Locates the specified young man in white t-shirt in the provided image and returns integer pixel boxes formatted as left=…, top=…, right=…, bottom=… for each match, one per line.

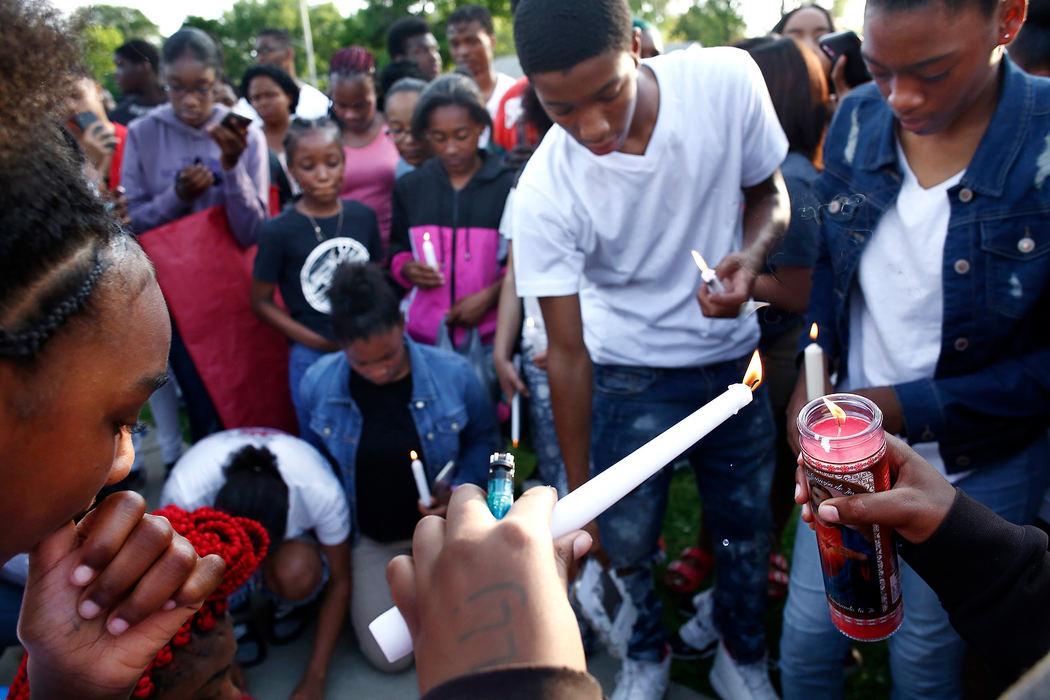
left=510, top=2, right=789, bottom=698
left=162, top=427, right=351, bottom=699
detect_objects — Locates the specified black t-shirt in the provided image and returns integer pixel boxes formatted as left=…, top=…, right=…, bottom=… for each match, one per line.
left=253, top=200, right=380, bottom=341
left=350, top=370, right=424, bottom=542
left=108, top=94, right=167, bottom=126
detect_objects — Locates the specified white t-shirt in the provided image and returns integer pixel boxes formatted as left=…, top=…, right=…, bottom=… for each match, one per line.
left=512, top=46, right=788, bottom=367
left=161, top=428, right=350, bottom=546
left=480, top=72, right=517, bottom=148
left=841, top=143, right=964, bottom=479
left=236, top=81, right=332, bottom=127
left=500, top=188, right=550, bottom=352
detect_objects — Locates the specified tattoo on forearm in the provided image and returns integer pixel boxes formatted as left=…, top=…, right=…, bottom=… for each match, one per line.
left=457, top=582, right=528, bottom=670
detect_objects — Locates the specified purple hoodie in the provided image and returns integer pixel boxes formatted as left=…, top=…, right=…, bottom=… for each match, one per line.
left=123, top=103, right=269, bottom=246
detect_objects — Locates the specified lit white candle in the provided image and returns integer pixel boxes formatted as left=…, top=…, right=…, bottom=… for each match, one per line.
left=410, top=450, right=433, bottom=508
left=369, top=352, right=765, bottom=663
left=523, top=316, right=547, bottom=354
left=804, top=322, right=825, bottom=401
left=421, top=232, right=439, bottom=270
left=691, top=250, right=725, bottom=295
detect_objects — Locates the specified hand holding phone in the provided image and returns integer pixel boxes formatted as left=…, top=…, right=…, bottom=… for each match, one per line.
left=818, top=31, right=872, bottom=90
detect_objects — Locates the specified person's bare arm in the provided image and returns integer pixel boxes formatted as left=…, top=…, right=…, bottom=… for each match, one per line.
left=752, top=265, right=812, bottom=314
left=494, top=245, right=527, bottom=399
left=538, top=295, right=591, bottom=493
left=250, top=279, right=339, bottom=353
left=699, top=170, right=790, bottom=318
left=290, top=542, right=351, bottom=700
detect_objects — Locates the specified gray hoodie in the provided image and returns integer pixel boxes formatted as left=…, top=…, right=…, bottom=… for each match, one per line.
left=123, top=103, right=269, bottom=246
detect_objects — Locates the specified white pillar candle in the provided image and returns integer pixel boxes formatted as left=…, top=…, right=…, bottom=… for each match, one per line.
left=410, top=450, right=433, bottom=508
left=804, top=322, right=825, bottom=401
left=369, top=352, right=764, bottom=663
left=421, top=232, right=439, bottom=270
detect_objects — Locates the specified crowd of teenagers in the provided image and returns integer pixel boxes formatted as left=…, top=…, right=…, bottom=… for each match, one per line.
left=2, top=0, right=1050, bottom=698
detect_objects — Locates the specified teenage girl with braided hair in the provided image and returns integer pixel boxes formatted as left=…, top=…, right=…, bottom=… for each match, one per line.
left=250, top=117, right=381, bottom=435
left=329, top=46, right=400, bottom=257
left=0, top=1, right=225, bottom=696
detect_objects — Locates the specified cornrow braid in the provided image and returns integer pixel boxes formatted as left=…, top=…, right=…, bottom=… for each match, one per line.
left=7, top=506, right=268, bottom=700
left=0, top=247, right=106, bottom=358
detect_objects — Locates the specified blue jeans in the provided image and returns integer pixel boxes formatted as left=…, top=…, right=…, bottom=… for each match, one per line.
left=289, top=343, right=328, bottom=437
left=780, top=434, right=1050, bottom=700
left=591, top=356, right=776, bottom=663
left=522, top=346, right=568, bottom=497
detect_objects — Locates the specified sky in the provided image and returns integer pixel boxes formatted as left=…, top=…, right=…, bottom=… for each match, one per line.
left=50, top=0, right=865, bottom=39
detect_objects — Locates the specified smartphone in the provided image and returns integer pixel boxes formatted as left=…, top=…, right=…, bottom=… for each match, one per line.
left=220, top=111, right=253, bottom=132
left=73, top=111, right=99, bottom=131
left=818, top=30, right=872, bottom=89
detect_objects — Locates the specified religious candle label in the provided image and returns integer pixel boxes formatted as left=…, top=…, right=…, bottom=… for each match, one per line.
left=799, top=402, right=903, bottom=642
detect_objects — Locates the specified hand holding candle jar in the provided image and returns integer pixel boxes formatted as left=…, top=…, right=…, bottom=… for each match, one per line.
left=797, top=393, right=902, bottom=641
left=369, top=352, right=765, bottom=663
left=804, top=323, right=826, bottom=401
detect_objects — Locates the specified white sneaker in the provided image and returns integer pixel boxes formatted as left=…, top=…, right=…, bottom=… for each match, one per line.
left=611, top=649, right=671, bottom=700
left=672, top=588, right=720, bottom=659
left=709, top=640, right=779, bottom=700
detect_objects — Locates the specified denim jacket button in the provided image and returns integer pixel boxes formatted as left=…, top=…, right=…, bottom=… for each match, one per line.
left=451, top=422, right=459, bottom=431
left=828, top=199, right=842, bottom=214
left=427, top=433, right=434, bottom=441
left=953, top=259, right=970, bottom=275
left=415, top=401, right=425, bottom=409
left=954, top=337, right=969, bottom=352
left=1018, top=236, right=1035, bottom=254
left=956, top=455, right=971, bottom=468
left=958, top=187, right=974, bottom=203
left=323, top=427, right=332, bottom=436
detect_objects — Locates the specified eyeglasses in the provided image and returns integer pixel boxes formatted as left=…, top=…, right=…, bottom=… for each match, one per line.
left=385, top=126, right=412, bottom=141
left=164, top=82, right=215, bottom=98
left=250, top=45, right=282, bottom=59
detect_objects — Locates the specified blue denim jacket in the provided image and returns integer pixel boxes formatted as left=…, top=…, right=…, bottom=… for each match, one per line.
left=300, top=336, right=498, bottom=541
left=805, top=58, right=1050, bottom=472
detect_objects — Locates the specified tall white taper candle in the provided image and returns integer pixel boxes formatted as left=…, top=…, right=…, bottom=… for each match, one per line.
left=410, top=450, right=433, bottom=508
left=804, top=322, right=825, bottom=401
left=369, top=354, right=762, bottom=663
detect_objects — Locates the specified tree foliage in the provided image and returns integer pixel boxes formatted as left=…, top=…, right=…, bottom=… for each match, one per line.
left=672, top=0, right=746, bottom=47
left=71, top=5, right=159, bottom=42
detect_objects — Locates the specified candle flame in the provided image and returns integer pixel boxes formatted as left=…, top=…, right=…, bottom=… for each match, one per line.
left=810, top=322, right=818, bottom=341
left=423, top=232, right=431, bottom=243
left=512, top=440, right=520, bottom=448
left=742, top=350, right=763, bottom=391
left=526, top=316, right=535, bottom=329
left=822, top=397, right=846, bottom=429
left=410, top=450, right=418, bottom=460
left=691, top=249, right=711, bottom=272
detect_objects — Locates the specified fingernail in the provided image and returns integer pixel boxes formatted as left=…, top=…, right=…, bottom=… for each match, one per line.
left=801, top=503, right=811, bottom=520
left=818, top=504, right=840, bottom=522
left=71, top=565, right=95, bottom=586
left=107, top=617, right=129, bottom=636
left=79, top=599, right=100, bottom=620
left=794, top=483, right=800, bottom=501
left=573, top=532, right=593, bottom=559
left=163, top=599, right=177, bottom=611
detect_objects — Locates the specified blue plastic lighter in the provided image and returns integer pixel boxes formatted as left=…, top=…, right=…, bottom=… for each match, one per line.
left=486, top=453, right=516, bottom=519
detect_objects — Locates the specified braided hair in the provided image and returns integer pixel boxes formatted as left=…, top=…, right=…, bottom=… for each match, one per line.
left=513, top=0, right=633, bottom=76
left=8, top=506, right=269, bottom=700
left=0, top=0, right=131, bottom=364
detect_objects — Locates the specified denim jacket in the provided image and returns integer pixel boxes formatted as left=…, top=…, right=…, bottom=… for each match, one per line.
left=300, top=337, right=498, bottom=541
left=805, top=57, right=1050, bottom=472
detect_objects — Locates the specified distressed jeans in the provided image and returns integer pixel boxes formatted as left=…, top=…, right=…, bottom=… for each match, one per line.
left=780, top=433, right=1050, bottom=700
left=591, top=355, right=776, bottom=664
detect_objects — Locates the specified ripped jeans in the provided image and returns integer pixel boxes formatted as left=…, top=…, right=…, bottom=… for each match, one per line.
left=591, top=356, right=776, bottom=664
